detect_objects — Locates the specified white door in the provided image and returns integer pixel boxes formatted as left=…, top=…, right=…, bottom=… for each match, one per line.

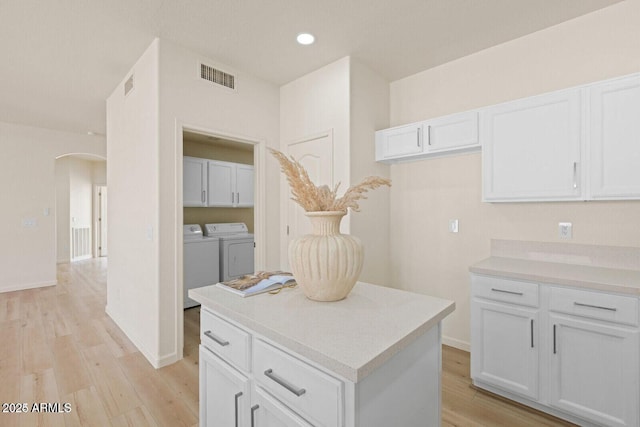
left=590, top=74, right=640, bottom=199
left=549, top=314, right=639, bottom=427
left=98, top=186, right=107, bottom=257
left=471, top=299, right=539, bottom=400
left=284, top=133, right=333, bottom=269
left=482, top=89, right=583, bottom=201
left=183, top=157, right=207, bottom=207
left=200, top=345, right=250, bottom=427
left=208, top=160, right=235, bottom=207
left=235, top=164, right=254, bottom=207
left=251, top=386, right=313, bottom=427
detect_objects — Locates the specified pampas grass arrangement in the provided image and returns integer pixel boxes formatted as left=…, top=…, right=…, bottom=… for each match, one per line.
left=270, top=148, right=391, bottom=212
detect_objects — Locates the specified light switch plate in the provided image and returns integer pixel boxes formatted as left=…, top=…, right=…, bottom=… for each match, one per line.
left=449, top=219, right=459, bottom=233
left=559, top=222, right=572, bottom=239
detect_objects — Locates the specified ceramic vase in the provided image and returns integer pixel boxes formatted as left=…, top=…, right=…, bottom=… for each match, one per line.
left=288, top=211, right=364, bottom=301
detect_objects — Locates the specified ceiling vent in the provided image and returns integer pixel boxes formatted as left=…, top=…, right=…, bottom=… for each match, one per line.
left=200, top=63, right=235, bottom=90
left=124, top=74, right=134, bottom=96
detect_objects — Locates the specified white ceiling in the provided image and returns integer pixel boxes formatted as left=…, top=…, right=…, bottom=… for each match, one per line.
left=0, top=0, right=620, bottom=136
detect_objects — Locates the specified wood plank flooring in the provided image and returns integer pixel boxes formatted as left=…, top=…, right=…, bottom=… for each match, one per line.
left=0, top=259, right=576, bottom=427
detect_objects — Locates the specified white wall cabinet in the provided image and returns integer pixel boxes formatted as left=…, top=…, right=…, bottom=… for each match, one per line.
left=183, top=156, right=208, bottom=207
left=207, top=160, right=254, bottom=208
left=471, top=274, right=640, bottom=426
left=589, top=74, right=640, bottom=200
left=482, top=89, right=583, bottom=202
left=375, top=111, right=479, bottom=163
left=375, top=123, right=423, bottom=161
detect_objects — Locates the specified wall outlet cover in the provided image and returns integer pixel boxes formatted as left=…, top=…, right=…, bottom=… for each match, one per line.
left=559, top=222, right=572, bottom=239
left=449, top=219, right=459, bottom=233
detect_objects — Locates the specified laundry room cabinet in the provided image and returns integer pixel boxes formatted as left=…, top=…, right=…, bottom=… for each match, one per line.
left=207, top=160, right=254, bottom=208
left=183, top=156, right=208, bottom=207
left=183, top=156, right=254, bottom=208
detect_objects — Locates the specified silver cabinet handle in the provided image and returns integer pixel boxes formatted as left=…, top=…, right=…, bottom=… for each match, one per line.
left=237, top=192, right=240, bottom=204
left=234, top=392, right=243, bottom=427
left=573, top=161, right=578, bottom=189
left=553, top=324, right=557, bottom=354
left=251, top=404, right=259, bottom=427
left=574, top=302, right=617, bottom=312
left=202, top=190, right=206, bottom=203
left=491, top=288, right=524, bottom=296
left=231, top=192, right=234, bottom=203
left=264, top=369, right=306, bottom=396
left=530, top=319, right=534, bottom=348
left=417, top=127, right=421, bottom=147
left=427, top=125, right=432, bottom=146
left=204, top=330, right=229, bottom=346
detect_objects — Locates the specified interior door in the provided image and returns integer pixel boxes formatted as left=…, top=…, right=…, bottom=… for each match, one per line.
left=283, top=133, right=333, bottom=269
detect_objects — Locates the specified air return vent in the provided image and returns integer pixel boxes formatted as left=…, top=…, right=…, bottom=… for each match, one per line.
left=124, top=74, right=134, bottom=96
left=200, top=63, right=235, bottom=89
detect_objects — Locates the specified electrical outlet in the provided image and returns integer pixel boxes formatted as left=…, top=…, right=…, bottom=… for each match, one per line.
left=449, top=219, right=459, bottom=233
left=558, top=222, right=572, bottom=239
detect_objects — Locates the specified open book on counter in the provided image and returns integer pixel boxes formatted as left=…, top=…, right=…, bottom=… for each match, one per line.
left=216, top=271, right=297, bottom=297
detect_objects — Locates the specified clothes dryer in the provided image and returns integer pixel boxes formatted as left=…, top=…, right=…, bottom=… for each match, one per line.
left=204, top=223, right=255, bottom=282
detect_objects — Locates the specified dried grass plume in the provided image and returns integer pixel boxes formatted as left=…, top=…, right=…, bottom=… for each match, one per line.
left=270, top=148, right=391, bottom=212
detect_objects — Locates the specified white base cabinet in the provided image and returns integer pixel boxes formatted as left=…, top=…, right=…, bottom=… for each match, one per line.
left=198, top=306, right=443, bottom=427
left=471, top=274, right=640, bottom=427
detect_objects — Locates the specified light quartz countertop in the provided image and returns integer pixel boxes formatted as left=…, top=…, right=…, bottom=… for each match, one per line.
left=189, top=282, right=455, bottom=383
left=470, top=240, right=640, bottom=296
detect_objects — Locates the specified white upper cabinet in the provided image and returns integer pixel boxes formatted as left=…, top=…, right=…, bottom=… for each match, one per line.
left=482, top=89, right=583, bottom=202
left=207, top=160, right=254, bottom=208
left=375, top=123, right=423, bottom=162
left=375, top=111, right=480, bottom=163
left=424, top=111, right=479, bottom=153
left=183, top=156, right=208, bottom=207
left=589, top=74, right=640, bottom=200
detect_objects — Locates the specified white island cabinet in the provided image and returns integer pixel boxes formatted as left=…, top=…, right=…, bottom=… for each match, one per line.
left=189, top=282, right=455, bottom=427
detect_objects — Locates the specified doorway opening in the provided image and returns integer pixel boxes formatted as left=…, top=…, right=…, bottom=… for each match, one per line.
left=177, top=125, right=265, bottom=361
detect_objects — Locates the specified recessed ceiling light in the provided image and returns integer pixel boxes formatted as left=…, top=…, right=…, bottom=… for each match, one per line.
left=296, top=33, right=315, bottom=45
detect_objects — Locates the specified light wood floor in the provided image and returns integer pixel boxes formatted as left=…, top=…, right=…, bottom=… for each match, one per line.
left=0, top=259, right=576, bottom=427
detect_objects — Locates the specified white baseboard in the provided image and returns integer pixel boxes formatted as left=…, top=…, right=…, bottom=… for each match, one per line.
left=105, top=305, right=178, bottom=368
left=0, top=280, right=57, bottom=294
left=57, top=258, right=70, bottom=264
left=442, top=335, right=470, bottom=352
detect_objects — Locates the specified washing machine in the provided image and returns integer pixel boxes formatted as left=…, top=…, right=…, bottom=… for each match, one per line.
left=183, top=224, right=219, bottom=308
left=204, top=223, right=255, bottom=282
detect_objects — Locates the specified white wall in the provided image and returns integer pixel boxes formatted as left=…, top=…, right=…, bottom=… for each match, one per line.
left=69, top=158, right=94, bottom=230
left=106, top=39, right=160, bottom=363
left=0, top=121, right=105, bottom=292
left=107, top=38, right=281, bottom=366
left=55, top=157, right=71, bottom=263
left=280, top=57, right=392, bottom=285
left=388, top=0, right=640, bottom=350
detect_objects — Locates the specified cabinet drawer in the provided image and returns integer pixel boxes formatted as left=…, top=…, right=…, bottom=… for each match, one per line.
left=201, top=308, right=251, bottom=372
left=253, top=339, right=343, bottom=427
left=472, top=275, right=539, bottom=307
left=550, top=286, right=639, bottom=326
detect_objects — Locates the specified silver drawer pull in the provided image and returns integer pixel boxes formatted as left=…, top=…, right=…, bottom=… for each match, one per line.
left=264, top=369, right=306, bottom=396
left=251, top=404, right=259, bottom=427
left=491, top=288, right=524, bottom=296
left=204, top=330, right=229, bottom=346
left=574, top=302, right=617, bottom=312
left=234, top=392, right=242, bottom=427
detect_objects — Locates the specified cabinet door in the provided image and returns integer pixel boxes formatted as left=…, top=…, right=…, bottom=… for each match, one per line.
left=375, top=123, right=423, bottom=161
left=250, top=386, right=313, bottom=427
left=235, top=164, right=254, bottom=207
left=482, top=89, right=583, bottom=201
left=183, top=157, right=207, bottom=207
left=549, top=315, right=639, bottom=427
left=200, top=345, right=250, bottom=427
left=424, top=111, right=478, bottom=153
left=208, top=160, right=235, bottom=207
left=590, top=74, right=640, bottom=199
left=471, top=299, right=539, bottom=400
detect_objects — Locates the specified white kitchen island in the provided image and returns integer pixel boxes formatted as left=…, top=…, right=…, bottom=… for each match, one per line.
left=189, top=281, right=455, bottom=427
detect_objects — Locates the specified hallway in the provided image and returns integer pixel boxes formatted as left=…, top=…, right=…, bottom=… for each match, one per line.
left=0, top=259, right=199, bottom=427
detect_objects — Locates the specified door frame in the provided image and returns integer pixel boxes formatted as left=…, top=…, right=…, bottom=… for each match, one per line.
left=175, top=120, right=267, bottom=361
left=94, top=185, right=107, bottom=257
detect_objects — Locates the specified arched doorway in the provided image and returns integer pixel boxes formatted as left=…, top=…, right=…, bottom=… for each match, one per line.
left=55, top=153, right=107, bottom=263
